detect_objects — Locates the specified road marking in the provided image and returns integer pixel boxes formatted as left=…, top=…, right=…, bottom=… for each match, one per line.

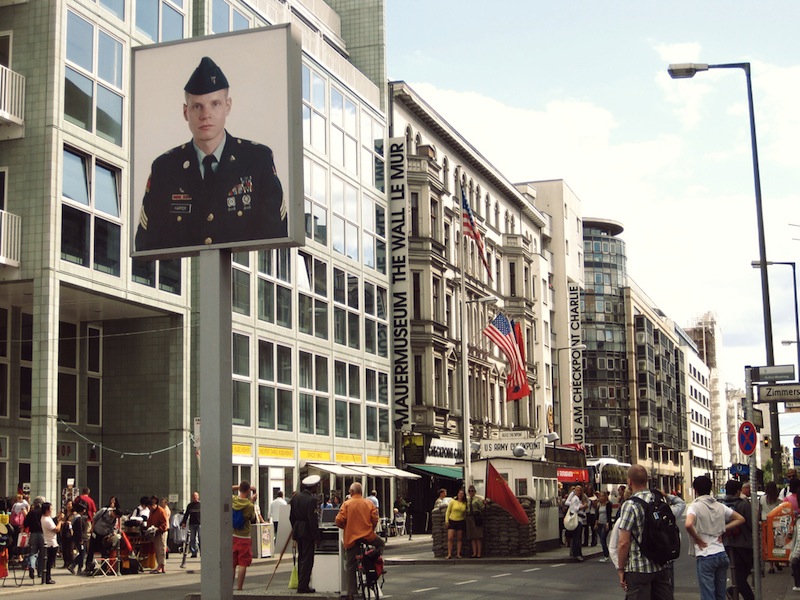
left=492, top=573, right=511, bottom=578
left=413, top=588, right=439, bottom=593
left=524, top=567, right=541, bottom=572
left=455, top=580, right=479, bottom=585
left=550, top=563, right=566, bottom=568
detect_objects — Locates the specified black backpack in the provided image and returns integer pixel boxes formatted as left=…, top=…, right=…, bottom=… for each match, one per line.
left=629, top=490, right=681, bottom=565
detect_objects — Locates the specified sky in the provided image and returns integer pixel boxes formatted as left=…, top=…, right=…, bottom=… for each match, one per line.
left=386, top=0, right=800, bottom=446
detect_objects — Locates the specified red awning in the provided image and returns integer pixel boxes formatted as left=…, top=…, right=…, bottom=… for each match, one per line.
left=557, top=467, right=589, bottom=483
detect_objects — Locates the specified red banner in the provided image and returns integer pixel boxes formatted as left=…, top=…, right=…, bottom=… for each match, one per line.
left=556, top=468, right=589, bottom=483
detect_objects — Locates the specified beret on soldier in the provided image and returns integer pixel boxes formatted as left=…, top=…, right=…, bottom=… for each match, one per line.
left=185, top=56, right=229, bottom=95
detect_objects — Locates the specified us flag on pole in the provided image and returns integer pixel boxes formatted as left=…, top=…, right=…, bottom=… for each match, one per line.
left=461, top=186, right=493, bottom=281
left=483, top=314, right=529, bottom=400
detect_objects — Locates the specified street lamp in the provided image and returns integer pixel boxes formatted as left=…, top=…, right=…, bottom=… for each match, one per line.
left=461, top=293, right=497, bottom=488
left=669, top=61, right=780, bottom=484
left=554, top=344, right=587, bottom=445
left=752, top=261, right=800, bottom=383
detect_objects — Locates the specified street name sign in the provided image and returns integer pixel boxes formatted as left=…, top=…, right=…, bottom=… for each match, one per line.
left=757, top=383, right=800, bottom=403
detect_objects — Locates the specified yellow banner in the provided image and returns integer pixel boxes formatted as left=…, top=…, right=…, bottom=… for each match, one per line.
left=367, top=455, right=391, bottom=465
left=300, top=449, right=331, bottom=461
left=335, top=452, right=362, bottom=463
left=259, top=446, right=294, bottom=459
left=232, top=443, right=252, bottom=456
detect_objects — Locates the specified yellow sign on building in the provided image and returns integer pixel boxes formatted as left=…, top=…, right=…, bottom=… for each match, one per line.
left=300, top=449, right=331, bottom=461
left=259, top=446, right=294, bottom=459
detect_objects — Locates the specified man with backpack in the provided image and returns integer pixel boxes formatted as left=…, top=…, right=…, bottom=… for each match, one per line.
left=616, top=465, right=675, bottom=600
left=232, top=481, right=256, bottom=591
left=722, top=479, right=755, bottom=600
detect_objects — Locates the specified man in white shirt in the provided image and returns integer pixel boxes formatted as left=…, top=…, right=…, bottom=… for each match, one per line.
left=268, top=490, right=287, bottom=534
left=685, top=475, right=745, bottom=600
left=368, top=490, right=379, bottom=510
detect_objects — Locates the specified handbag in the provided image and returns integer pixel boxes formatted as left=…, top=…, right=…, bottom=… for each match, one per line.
left=17, top=531, right=29, bottom=548
left=563, top=510, right=579, bottom=531
left=288, top=545, right=299, bottom=589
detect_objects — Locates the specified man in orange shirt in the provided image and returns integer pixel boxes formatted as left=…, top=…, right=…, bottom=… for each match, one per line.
left=335, top=482, right=385, bottom=600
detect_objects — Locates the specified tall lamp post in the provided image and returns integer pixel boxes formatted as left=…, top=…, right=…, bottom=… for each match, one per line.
left=668, top=62, right=780, bottom=483
left=554, top=344, right=587, bottom=446
left=460, top=291, right=497, bottom=488
left=753, top=261, right=800, bottom=383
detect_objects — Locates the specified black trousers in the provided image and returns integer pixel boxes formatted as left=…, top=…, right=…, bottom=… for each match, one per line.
left=729, top=546, right=754, bottom=600
left=296, top=538, right=316, bottom=592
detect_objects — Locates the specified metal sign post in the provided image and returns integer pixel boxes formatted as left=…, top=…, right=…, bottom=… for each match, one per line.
left=745, top=367, right=762, bottom=600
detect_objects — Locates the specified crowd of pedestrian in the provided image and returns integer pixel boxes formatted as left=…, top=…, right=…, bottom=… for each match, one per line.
left=1, top=486, right=202, bottom=586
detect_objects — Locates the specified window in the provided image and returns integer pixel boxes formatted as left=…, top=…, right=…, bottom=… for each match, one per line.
left=232, top=254, right=251, bottom=316
left=330, top=87, right=358, bottom=174
left=364, top=369, right=390, bottom=442
left=304, top=157, right=328, bottom=244
left=136, top=0, right=185, bottom=42
left=364, top=281, right=388, bottom=357
left=131, top=258, right=182, bottom=294
left=302, top=64, right=326, bottom=154
left=257, top=340, right=292, bottom=431
left=232, top=333, right=251, bottom=427
left=65, top=11, right=124, bottom=145
left=362, top=194, right=386, bottom=273
left=333, top=268, right=359, bottom=349
left=360, top=109, right=385, bottom=193
left=61, top=148, right=122, bottom=276
left=212, top=0, right=250, bottom=33
left=297, top=252, right=328, bottom=339
left=334, top=361, right=361, bottom=440
left=298, top=352, right=329, bottom=435
left=257, top=248, right=292, bottom=327
left=331, top=175, right=359, bottom=261
left=99, top=0, right=125, bottom=20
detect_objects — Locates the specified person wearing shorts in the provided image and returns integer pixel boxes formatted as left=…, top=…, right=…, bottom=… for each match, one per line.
left=232, top=481, right=256, bottom=590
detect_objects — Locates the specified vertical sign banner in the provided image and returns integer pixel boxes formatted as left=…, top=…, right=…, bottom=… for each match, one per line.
left=389, top=138, right=411, bottom=431
left=568, top=283, right=584, bottom=445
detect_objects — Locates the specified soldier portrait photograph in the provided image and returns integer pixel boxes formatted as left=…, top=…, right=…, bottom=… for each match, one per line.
left=131, top=27, right=302, bottom=258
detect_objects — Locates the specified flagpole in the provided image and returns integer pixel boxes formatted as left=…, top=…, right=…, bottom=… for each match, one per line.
left=460, top=187, right=472, bottom=489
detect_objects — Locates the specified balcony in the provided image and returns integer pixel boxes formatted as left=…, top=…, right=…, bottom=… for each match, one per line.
left=0, top=209, right=21, bottom=267
left=0, top=64, right=25, bottom=140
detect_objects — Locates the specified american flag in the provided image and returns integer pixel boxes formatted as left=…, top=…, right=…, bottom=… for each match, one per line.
left=483, top=313, right=527, bottom=392
left=461, top=187, right=493, bottom=281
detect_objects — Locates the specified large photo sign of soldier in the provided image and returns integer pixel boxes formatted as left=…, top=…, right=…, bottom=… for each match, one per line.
left=131, top=25, right=303, bottom=259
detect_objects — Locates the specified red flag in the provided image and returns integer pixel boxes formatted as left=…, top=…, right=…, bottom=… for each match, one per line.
left=506, top=320, right=530, bottom=401
left=485, top=462, right=529, bottom=525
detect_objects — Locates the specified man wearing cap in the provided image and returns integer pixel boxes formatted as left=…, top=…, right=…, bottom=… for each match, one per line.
left=136, top=56, right=287, bottom=252
left=290, top=475, right=321, bottom=594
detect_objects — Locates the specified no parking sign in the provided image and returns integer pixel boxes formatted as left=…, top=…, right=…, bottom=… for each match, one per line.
left=738, top=421, right=757, bottom=456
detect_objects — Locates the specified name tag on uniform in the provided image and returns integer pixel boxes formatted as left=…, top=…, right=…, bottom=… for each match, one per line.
left=170, top=194, right=192, bottom=214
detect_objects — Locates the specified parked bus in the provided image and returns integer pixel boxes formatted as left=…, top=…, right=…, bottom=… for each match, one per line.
left=587, top=458, right=631, bottom=506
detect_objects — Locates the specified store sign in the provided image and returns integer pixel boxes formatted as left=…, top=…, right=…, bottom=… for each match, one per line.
left=479, top=438, right=545, bottom=459
left=427, top=438, right=463, bottom=465
left=557, top=467, right=589, bottom=483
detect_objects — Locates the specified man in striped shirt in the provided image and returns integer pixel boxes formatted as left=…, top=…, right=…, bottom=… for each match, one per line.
left=616, top=465, right=673, bottom=599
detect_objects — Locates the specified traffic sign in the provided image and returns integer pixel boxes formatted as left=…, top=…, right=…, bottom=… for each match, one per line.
left=738, top=421, right=757, bottom=456
left=794, top=448, right=800, bottom=467
left=757, top=384, right=800, bottom=403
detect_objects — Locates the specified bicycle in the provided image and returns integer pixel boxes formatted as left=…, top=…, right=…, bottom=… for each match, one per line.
left=356, top=540, right=384, bottom=600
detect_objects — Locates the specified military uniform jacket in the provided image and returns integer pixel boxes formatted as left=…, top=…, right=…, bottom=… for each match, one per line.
left=290, top=490, right=320, bottom=542
left=136, top=133, right=286, bottom=251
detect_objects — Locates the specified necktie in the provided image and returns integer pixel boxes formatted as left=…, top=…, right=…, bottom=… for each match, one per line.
left=202, top=155, right=217, bottom=188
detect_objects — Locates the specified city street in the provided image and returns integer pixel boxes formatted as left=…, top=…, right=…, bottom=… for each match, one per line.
left=3, top=540, right=796, bottom=600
